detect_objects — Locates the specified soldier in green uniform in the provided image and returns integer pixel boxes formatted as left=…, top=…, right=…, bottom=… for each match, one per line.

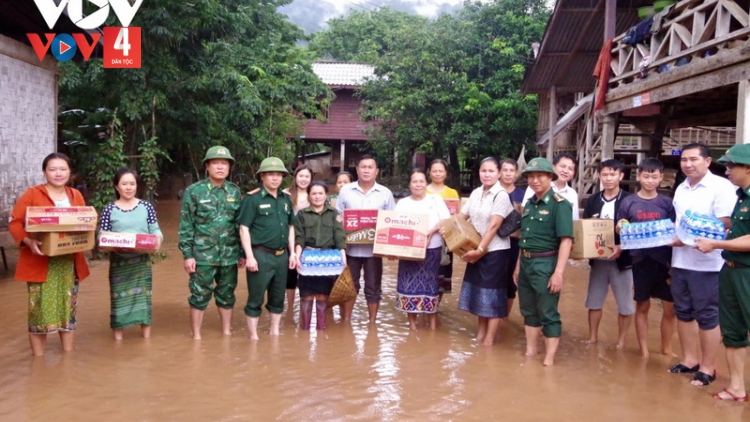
left=239, top=157, right=296, bottom=340
left=178, top=146, right=243, bottom=340
left=513, top=158, right=573, bottom=366
left=695, top=144, right=750, bottom=401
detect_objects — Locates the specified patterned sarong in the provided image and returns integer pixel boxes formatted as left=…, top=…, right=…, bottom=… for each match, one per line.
left=109, top=253, right=152, bottom=329
left=28, top=255, right=77, bottom=333
left=395, top=247, right=441, bottom=314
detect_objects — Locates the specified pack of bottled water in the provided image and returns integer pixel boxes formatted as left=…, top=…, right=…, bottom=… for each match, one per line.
left=676, top=210, right=726, bottom=246
left=620, top=219, right=677, bottom=250
left=298, top=248, right=345, bottom=276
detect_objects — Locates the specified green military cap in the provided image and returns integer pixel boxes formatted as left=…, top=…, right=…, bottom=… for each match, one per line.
left=522, top=157, right=558, bottom=180
left=203, top=146, right=235, bottom=164
left=257, top=157, right=289, bottom=175
left=718, top=144, right=750, bottom=166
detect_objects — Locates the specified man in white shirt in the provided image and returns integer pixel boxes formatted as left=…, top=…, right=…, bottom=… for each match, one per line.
left=668, top=143, right=737, bottom=387
left=522, top=153, right=580, bottom=220
left=336, top=155, right=396, bottom=324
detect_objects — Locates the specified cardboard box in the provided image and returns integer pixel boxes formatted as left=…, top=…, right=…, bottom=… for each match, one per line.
left=444, top=199, right=460, bottom=216
left=36, top=231, right=95, bottom=256
left=26, top=206, right=98, bottom=232
left=570, top=219, right=615, bottom=259
left=440, top=215, right=482, bottom=256
left=98, top=231, right=160, bottom=253
left=373, top=210, right=429, bottom=260
left=343, top=209, right=379, bottom=244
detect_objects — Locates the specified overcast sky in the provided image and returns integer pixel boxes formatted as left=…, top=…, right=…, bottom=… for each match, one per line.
left=279, top=0, right=465, bottom=34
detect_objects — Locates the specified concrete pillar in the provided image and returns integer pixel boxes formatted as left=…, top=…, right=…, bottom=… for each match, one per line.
left=547, top=86, right=557, bottom=159
left=738, top=80, right=750, bottom=144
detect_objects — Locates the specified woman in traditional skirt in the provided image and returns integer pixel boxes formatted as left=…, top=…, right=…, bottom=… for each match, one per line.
left=99, top=168, right=163, bottom=340
left=283, top=165, right=313, bottom=316
left=453, top=157, right=513, bottom=345
left=294, top=181, right=346, bottom=330
left=9, top=153, right=91, bottom=356
left=426, top=159, right=460, bottom=303
left=395, top=170, right=451, bottom=330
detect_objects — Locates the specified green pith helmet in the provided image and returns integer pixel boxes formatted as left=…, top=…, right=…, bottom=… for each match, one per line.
left=718, top=144, right=750, bottom=166
left=202, top=146, right=235, bottom=164
left=522, top=157, right=558, bottom=181
left=257, top=157, right=289, bottom=175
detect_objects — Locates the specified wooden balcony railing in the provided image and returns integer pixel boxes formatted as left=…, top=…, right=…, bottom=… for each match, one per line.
left=609, top=0, right=750, bottom=87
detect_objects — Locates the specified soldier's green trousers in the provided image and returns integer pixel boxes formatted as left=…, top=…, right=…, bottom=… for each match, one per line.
left=719, top=265, right=750, bottom=348
left=188, top=264, right=238, bottom=310
left=518, top=255, right=562, bottom=338
left=244, top=250, right=288, bottom=317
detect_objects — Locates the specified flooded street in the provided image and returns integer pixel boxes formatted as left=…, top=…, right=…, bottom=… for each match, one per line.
left=0, top=200, right=748, bottom=421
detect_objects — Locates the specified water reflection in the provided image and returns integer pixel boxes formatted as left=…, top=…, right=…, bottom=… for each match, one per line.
left=0, top=200, right=747, bottom=421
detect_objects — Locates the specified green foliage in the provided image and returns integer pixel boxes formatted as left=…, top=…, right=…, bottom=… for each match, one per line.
left=138, top=136, right=172, bottom=202
left=88, top=112, right=127, bottom=213
left=308, top=0, right=550, bottom=185
left=59, top=0, right=333, bottom=190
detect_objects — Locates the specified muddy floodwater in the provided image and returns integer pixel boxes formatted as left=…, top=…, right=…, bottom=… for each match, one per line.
left=0, top=200, right=748, bottom=421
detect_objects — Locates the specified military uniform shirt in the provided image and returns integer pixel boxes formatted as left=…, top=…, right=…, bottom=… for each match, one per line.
left=178, top=180, right=242, bottom=266
left=722, top=186, right=750, bottom=266
left=294, top=205, right=346, bottom=250
left=238, top=187, right=293, bottom=250
left=520, top=189, right=574, bottom=252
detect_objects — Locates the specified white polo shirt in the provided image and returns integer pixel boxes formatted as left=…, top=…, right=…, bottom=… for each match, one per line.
left=672, top=171, right=736, bottom=272
left=523, top=183, right=580, bottom=220
left=336, top=181, right=396, bottom=257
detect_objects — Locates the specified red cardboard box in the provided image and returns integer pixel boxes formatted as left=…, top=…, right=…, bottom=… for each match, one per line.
left=26, top=206, right=98, bottom=232
left=343, top=209, right=379, bottom=244
left=373, top=211, right=429, bottom=260
left=444, top=199, right=460, bottom=216
left=98, top=231, right=160, bottom=253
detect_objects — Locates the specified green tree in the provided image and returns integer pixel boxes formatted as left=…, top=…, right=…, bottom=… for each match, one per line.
left=59, top=0, right=332, bottom=192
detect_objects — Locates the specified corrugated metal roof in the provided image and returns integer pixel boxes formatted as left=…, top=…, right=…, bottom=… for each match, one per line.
left=312, top=62, right=375, bottom=87
left=522, top=0, right=653, bottom=94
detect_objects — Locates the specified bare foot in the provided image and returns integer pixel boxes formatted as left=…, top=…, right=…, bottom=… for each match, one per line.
left=141, top=325, right=151, bottom=339
left=586, top=337, right=598, bottom=344
left=543, top=354, right=555, bottom=366
left=640, top=349, right=650, bottom=359
left=616, top=340, right=626, bottom=349
left=269, top=330, right=280, bottom=336
left=192, top=333, right=202, bottom=340
left=113, top=329, right=123, bottom=341
left=524, top=348, right=538, bottom=357
left=249, top=334, right=259, bottom=340
left=223, top=330, right=232, bottom=336
left=409, top=324, right=418, bottom=331
left=661, top=349, right=677, bottom=358
left=481, top=338, right=495, bottom=346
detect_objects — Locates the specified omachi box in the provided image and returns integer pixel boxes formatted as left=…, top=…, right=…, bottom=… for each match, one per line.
left=26, top=206, right=98, bottom=232
left=439, top=215, right=482, bottom=256
left=570, top=219, right=615, bottom=259
left=36, top=231, right=95, bottom=256
left=444, top=199, right=460, bottom=216
left=373, top=211, right=429, bottom=260
left=98, top=231, right=160, bottom=253
left=343, top=209, right=379, bottom=244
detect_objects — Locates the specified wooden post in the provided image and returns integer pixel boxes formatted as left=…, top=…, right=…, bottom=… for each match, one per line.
left=602, top=114, right=618, bottom=161
left=604, top=0, right=616, bottom=41
left=340, top=139, right=346, bottom=170
left=547, top=86, right=557, bottom=159
left=738, top=80, right=750, bottom=144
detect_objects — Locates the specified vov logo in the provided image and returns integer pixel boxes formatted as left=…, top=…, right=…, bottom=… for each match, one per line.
left=27, top=0, right=143, bottom=68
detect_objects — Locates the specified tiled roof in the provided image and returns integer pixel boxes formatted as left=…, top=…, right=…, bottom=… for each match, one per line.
left=312, top=62, right=375, bottom=87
